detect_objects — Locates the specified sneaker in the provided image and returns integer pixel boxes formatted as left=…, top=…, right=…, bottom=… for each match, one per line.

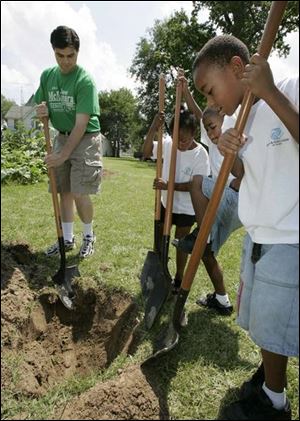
left=79, top=234, right=96, bottom=258
left=45, top=237, right=75, bottom=257
left=196, top=292, right=233, bottom=316
left=239, top=364, right=287, bottom=400
left=173, top=227, right=199, bottom=254
left=221, top=386, right=292, bottom=420
left=239, top=363, right=265, bottom=400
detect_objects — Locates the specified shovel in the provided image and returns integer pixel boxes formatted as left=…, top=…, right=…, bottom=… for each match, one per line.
left=141, top=74, right=183, bottom=329
left=42, top=117, right=80, bottom=310
left=141, top=74, right=167, bottom=329
left=160, top=77, right=183, bottom=284
left=142, top=0, right=288, bottom=363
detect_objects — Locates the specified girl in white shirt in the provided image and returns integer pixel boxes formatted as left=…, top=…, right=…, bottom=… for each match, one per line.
left=143, top=107, right=210, bottom=293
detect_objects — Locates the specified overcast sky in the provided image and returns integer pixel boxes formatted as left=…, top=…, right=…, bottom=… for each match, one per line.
left=1, top=1, right=299, bottom=106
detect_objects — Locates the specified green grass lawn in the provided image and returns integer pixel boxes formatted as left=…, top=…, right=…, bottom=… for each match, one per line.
left=1, top=157, right=299, bottom=420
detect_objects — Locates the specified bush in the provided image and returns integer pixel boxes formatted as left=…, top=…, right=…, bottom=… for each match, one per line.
left=1, top=123, right=48, bottom=184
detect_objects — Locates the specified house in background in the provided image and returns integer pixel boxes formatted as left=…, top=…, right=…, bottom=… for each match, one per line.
left=4, top=94, right=38, bottom=131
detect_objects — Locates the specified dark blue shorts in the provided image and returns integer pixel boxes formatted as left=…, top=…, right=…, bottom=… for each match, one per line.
left=160, top=205, right=195, bottom=228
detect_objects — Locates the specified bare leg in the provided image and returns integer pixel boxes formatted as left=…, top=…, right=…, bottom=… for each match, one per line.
left=202, top=251, right=226, bottom=295
left=190, top=175, right=209, bottom=227
left=73, top=194, right=93, bottom=224
left=59, top=192, right=75, bottom=222
left=174, top=225, right=192, bottom=281
left=261, top=349, right=288, bottom=392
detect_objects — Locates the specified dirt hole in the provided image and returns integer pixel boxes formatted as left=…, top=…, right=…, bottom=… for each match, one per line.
left=1, top=243, right=167, bottom=419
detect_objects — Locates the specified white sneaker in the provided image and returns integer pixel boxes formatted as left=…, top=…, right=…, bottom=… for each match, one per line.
left=45, top=237, right=75, bottom=257
left=79, top=233, right=96, bottom=258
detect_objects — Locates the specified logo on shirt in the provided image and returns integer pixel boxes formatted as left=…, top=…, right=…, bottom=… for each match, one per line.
left=267, top=127, right=289, bottom=147
left=182, top=167, right=192, bottom=176
left=48, top=89, right=75, bottom=112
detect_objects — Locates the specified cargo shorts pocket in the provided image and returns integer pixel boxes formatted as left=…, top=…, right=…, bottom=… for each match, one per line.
left=82, top=159, right=102, bottom=186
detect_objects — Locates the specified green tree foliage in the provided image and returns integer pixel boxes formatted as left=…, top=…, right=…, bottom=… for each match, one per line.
left=99, top=88, right=144, bottom=156
left=130, top=3, right=298, bottom=130
left=1, top=122, right=47, bottom=184
left=1, top=94, right=16, bottom=118
left=192, top=1, right=299, bottom=56
left=130, top=10, right=214, bottom=128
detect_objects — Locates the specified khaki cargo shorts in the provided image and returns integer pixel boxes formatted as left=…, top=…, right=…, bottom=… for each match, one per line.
left=50, top=132, right=102, bottom=194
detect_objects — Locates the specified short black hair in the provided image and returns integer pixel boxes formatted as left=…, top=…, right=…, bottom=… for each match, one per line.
left=169, top=105, right=198, bottom=134
left=202, top=106, right=223, bottom=121
left=50, top=26, right=80, bottom=51
left=193, top=35, right=250, bottom=74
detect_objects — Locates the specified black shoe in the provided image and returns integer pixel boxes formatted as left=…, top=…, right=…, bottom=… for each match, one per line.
left=221, top=386, right=291, bottom=420
left=239, top=363, right=265, bottom=399
left=196, top=292, right=233, bottom=316
left=239, top=364, right=287, bottom=400
left=172, top=227, right=199, bottom=254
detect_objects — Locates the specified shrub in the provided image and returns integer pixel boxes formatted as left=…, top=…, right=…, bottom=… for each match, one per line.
left=1, top=123, right=48, bottom=184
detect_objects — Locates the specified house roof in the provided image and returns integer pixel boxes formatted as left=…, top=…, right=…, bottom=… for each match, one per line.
left=5, top=105, right=34, bottom=120
left=25, top=94, right=35, bottom=106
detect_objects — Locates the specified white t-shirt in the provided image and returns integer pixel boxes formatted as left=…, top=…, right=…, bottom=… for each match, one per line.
left=238, top=76, right=299, bottom=244
left=200, top=114, right=237, bottom=185
left=153, top=135, right=210, bottom=215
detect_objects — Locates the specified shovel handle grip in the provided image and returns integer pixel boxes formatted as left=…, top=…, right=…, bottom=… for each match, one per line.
left=42, top=117, right=64, bottom=240
left=181, top=0, right=288, bottom=291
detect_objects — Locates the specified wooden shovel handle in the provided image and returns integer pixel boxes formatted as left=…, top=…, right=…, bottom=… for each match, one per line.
left=155, top=74, right=165, bottom=220
left=42, top=117, right=64, bottom=239
left=163, top=77, right=183, bottom=236
left=181, top=0, right=288, bottom=291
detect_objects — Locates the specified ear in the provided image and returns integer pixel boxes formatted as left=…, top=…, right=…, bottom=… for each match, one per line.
left=230, top=56, right=245, bottom=79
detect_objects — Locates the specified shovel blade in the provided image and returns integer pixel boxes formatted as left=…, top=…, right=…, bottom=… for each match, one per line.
left=141, top=322, right=179, bottom=365
left=140, top=251, right=171, bottom=329
left=52, top=265, right=80, bottom=310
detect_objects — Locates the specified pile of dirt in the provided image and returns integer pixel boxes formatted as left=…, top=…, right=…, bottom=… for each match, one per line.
left=55, top=364, right=165, bottom=420
left=1, top=243, right=168, bottom=420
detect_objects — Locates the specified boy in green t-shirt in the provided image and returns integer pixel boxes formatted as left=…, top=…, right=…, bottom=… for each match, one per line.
left=35, top=26, right=102, bottom=259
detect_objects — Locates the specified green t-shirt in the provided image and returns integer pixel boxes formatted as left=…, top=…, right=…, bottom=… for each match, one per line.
left=34, top=65, right=100, bottom=133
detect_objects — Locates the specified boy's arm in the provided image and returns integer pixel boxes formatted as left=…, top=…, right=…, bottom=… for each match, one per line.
left=153, top=178, right=192, bottom=191
left=143, top=112, right=164, bottom=158
left=179, top=76, right=203, bottom=121
left=174, top=181, right=193, bottom=192
left=264, top=86, right=299, bottom=144
left=243, top=54, right=299, bottom=143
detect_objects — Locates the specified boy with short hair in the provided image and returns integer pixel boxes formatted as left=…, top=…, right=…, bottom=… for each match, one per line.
left=193, top=34, right=298, bottom=420
left=174, top=106, right=242, bottom=315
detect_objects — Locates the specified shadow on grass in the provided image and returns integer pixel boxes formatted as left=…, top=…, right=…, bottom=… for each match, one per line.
left=133, top=304, right=256, bottom=420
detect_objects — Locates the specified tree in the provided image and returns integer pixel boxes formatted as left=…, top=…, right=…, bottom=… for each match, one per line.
left=192, top=1, right=299, bottom=57
left=130, top=3, right=298, bottom=130
left=99, top=88, right=141, bottom=157
left=1, top=94, right=16, bottom=119
left=130, top=10, right=214, bottom=128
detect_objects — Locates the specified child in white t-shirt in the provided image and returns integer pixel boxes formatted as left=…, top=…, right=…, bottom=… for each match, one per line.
left=193, top=34, right=298, bottom=420
left=143, top=107, right=210, bottom=293
left=174, top=106, right=242, bottom=315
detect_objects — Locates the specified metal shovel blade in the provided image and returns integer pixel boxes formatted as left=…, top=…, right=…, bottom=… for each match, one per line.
left=141, top=322, right=179, bottom=365
left=140, top=251, right=171, bottom=329
left=141, top=289, right=188, bottom=364
left=52, top=265, right=80, bottom=310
